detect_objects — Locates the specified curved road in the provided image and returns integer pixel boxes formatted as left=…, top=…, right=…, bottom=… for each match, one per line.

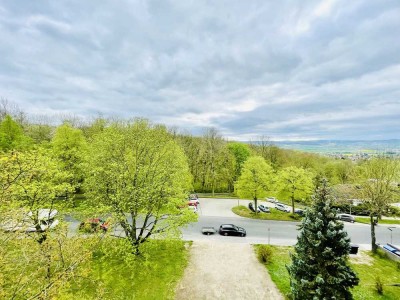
left=181, top=198, right=400, bottom=250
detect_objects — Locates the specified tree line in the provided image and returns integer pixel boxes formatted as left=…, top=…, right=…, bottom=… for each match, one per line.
left=1, top=100, right=399, bottom=298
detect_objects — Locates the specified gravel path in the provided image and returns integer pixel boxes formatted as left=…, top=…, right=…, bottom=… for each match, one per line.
left=175, top=241, right=284, bottom=300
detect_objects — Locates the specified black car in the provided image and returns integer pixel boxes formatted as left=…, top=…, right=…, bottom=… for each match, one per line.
left=258, top=205, right=270, bottom=213
left=219, top=224, right=246, bottom=237
left=294, top=208, right=304, bottom=216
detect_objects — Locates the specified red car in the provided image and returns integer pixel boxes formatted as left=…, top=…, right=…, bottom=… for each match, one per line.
left=79, top=218, right=109, bottom=232
left=188, top=200, right=198, bottom=207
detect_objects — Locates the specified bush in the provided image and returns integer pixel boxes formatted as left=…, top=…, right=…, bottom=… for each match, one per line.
left=258, top=245, right=273, bottom=264
left=375, top=276, right=384, bottom=295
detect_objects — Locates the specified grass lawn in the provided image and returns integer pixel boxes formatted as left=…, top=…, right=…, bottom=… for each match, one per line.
left=61, top=238, right=190, bottom=299
left=355, top=217, right=400, bottom=225
left=257, top=245, right=400, bottom=300
left=232, top=205, right=302, bottom=222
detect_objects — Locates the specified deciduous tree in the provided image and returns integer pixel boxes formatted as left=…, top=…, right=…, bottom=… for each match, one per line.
left=235, top=156, right=274, bottom=214
left=0, top=115, right=31, bottom=151
left=228, top=142, right=251, bottom=181
left=85, top=120, right=196, bottom=255
left=355, top=157, right=400, bottom=252
left=277, top=166, right=314, bottom=214
left=51, top=123, right=88, bottom=194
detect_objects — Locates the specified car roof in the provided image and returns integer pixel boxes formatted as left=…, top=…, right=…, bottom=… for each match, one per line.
left=221, top=224, right=235, bottom=228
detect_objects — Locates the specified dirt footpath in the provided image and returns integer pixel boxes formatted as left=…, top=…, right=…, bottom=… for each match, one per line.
left=175, top=241, right=284, bottom=300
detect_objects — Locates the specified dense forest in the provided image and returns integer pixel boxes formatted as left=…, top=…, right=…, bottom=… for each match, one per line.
left=0, top=100, right=355, bottom=198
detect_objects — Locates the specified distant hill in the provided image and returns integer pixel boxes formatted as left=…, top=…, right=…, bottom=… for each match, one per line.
left=267, top=139, right=400, bottom=155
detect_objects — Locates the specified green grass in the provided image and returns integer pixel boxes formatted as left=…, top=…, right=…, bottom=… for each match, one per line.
left=355, top=217, right=400, bottom=225
left=61, top=239, right=190, bottom=300
left=256, top=245, right=400, bottom=300
left=351, top=249, right=400, bottom=299
left=232, top=205, right=302, bottom=222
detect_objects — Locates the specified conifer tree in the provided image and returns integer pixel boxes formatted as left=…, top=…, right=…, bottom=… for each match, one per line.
left=287, top=179, right=359, bottom=299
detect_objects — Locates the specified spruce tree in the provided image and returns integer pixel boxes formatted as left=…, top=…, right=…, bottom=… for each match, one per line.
left=287, top=179, right=359, bottom=299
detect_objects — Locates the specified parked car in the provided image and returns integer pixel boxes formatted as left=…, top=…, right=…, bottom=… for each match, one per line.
left=2, top=218, right=59, bottom=233
left=275, top=203, right=290, bottom=213
left=201, top=226, right=217, bottom=235
left=294, top=208, right=304, bottom=216
left=266, top=197, right=278, bottom=203
left=79, top=218, right=109, bottom=232
left=189, top=194, right=200, bottom=204
left=219, top=224, right=246, bottom=237
left=1, top=208, right=59, bottom=233
left=258, top=205, right=270, bottom=213
left=188, top=200, right=198, bottom=207
left=248, top=202, right=260, bottom=213
left=338, top=214, right=355, bottom=223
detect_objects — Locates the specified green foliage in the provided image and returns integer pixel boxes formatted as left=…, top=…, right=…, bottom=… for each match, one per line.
left=62, top=239, right=190, bottom=299
left=1, top=226, right=96, bottom=299
left=228, top=142, right=251, bottom=180
left=262, top=246, right=400, bottom=300
left=287, top=180, right=359, bottom=299
left=81, top=117, right=108, bottom=141
left=257, top=245, right=273, bottom=264
left=85, top=120, right=196, bottom=255
left=0, top=115, right=32, bottom=151
left=276, top=166, right=314, bottom=213
left=235, top=156, right=274, bottom=213
left=177, top=129, right=236, bottom=194
left=51, top=123, right=88, bottom=194
left=257, top=245, right=292, bottom=298
left=375, top=276, right=384, bottom=295
left=25, top=123, right=53, bottom=144
left=354, top=158, right=400, bottom=252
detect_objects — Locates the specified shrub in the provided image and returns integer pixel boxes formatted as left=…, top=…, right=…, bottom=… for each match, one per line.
left=375, top=276, right=384, bottom=295
left=258, top=245, right=273, bottom=264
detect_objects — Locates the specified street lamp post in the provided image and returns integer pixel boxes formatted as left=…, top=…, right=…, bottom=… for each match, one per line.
left=388, top=227, right=396, bottom=244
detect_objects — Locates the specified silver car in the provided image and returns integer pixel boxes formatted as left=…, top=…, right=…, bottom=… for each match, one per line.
left=275, top=203, right=290, bottom=213
left=338, top=214, right=355, bottom=223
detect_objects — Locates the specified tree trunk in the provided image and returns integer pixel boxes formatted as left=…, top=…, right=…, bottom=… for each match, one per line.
left=370, top=215, right=378, bottom=253
left=291, top=191, right=295, bottom=215
left=132, top=242, right=141, bottom=256
left=254, top=197, right=258, bottom=215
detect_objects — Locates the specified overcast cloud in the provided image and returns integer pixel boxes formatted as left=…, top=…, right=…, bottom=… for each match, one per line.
left=0, top=0, right=399, bottom=140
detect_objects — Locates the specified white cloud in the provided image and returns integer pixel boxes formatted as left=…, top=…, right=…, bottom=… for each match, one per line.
left=0, top=0, right=399, bottom=140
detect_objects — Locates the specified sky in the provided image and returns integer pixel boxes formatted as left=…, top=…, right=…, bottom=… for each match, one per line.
left=0, top=0, right=399, bottom=141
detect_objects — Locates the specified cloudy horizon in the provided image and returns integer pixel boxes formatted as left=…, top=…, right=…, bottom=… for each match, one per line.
left=0, top=0, right=399, bottom=141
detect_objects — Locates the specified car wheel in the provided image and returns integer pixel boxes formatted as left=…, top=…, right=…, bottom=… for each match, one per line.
left=224, top=232, right=228, bottom=236
left=241, top=233, right=245, bottom=237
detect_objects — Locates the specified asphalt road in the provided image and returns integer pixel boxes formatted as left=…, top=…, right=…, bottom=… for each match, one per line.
left=181, top=198, right=400, bottom=250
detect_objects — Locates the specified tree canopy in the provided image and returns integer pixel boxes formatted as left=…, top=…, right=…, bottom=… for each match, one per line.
left=235, top=156, right=274, bottom=213
left=276, top=166, right=314, bottom=214
left=0, top=115, right=31, bottom=151
left=355, top=157, right=400, bottom=252
left=85, top=120, right=196, bottom=254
